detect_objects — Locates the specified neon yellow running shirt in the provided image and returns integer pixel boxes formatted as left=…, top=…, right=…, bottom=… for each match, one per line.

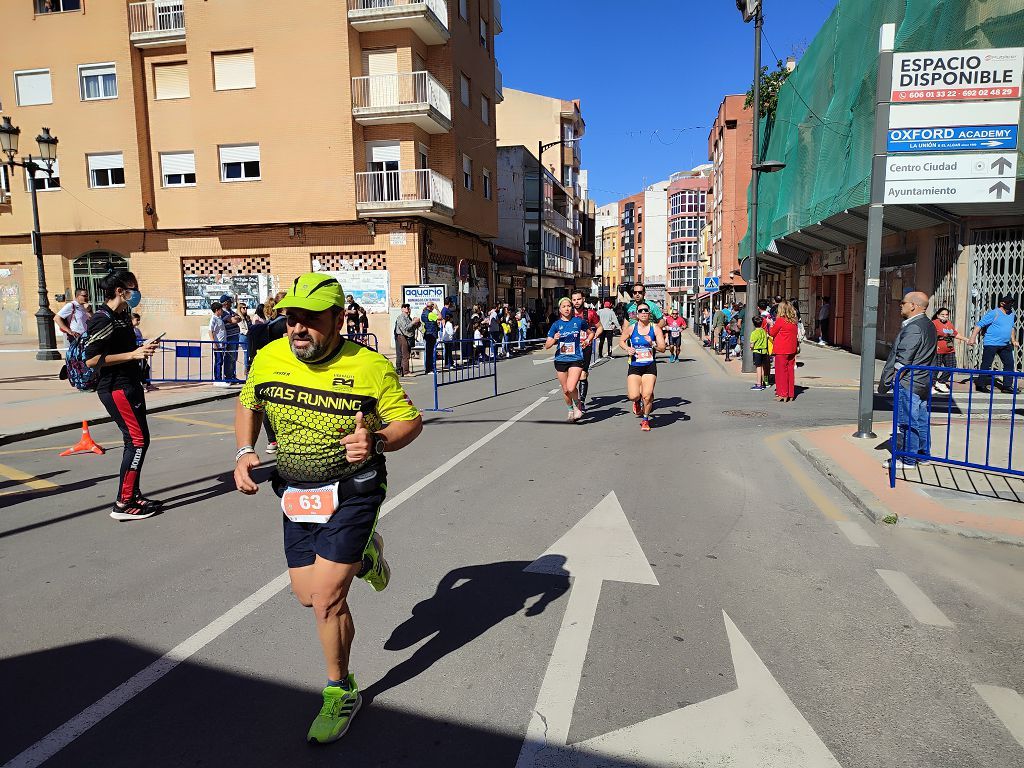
left=240, top=337, right=419, bottom=483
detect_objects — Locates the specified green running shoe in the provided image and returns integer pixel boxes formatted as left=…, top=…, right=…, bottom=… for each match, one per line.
left=307, top=677, right=361, bottom=744
left=360, top=532, right=391, bottom=592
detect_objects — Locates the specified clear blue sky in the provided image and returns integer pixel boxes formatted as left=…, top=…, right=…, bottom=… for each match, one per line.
left=497, top=0, right=839, bottom=206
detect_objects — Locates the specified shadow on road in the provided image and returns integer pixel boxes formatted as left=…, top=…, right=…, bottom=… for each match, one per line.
left=367, top=557, right=569, bottom=703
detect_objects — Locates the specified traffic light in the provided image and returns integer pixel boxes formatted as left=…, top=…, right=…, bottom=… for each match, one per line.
left=735, top=0, right=759, bottom=23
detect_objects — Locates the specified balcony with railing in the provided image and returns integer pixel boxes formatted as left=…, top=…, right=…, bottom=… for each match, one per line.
left=128, top=1, right=185, bottom=47
left=493, top=0, right=502, bottom=33
left=494, top=62, right=503, bottom=103
left=352, top=72, right=451, bottom=134
left=543, top=205, right=571, bottom=235
left=355, top=168, right=454, bottom=219
left=347, top=0, right=449, bottom=45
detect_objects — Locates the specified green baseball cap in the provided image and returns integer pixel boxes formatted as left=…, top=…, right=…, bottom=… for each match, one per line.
left=274, top=273, right=346, bottom=312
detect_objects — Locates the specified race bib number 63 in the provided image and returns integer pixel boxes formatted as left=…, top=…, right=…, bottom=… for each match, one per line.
left=281, top=484, right=339, bottom=524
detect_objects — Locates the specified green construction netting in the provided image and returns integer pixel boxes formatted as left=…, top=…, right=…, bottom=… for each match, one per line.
left=740, top=0, right=1024, bottom=258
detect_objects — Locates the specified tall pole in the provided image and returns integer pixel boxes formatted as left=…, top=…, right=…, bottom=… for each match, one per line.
left=853, top=23, right=896, bottom=439
left=27, top=157, right=59, bottom=361
left=741, top=7, right=763, bottom=374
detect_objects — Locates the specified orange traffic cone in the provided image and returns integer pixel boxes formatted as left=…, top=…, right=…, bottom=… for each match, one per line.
left=59, top=420, right=105, bottom=457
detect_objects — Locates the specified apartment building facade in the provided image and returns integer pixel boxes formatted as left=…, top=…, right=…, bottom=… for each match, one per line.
left=614, top=180, right=669, bottom=304
left=702, top=94, right=751, bottom=314
left=495, top=87, right=585, bottom=311
left=666, top=167, right=710, bottom=319
left=594, top=201, right=617, bottom=298
left=0, top=0, right=502, bottom=341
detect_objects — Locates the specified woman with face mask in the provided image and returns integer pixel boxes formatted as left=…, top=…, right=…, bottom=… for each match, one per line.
left=85, top=270, right=163, bottom=520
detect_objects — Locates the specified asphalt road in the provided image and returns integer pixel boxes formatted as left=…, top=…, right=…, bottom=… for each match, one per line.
left=1, top=334, right=1022, bottom=767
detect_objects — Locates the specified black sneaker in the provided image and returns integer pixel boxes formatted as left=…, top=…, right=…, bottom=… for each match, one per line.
left=110, top=501, right=158, bottom=521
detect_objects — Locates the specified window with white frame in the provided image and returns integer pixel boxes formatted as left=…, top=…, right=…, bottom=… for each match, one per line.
left=462, top=154, right=472, bottom=190
left=669, top=242, right=699, bottom=261
left=36, top=0, right=81, bottom=11
left=26, top=159, right=60, bottom=191
left=460, top=73, right=470, bottom=107
left=459, top=0, right=468, bottom=20
left=213, top=50, right=256, bottom=91
left=14, top=69, right=52, bottom=106
left=87, top=153, right=126, bottom=188
left=482, top=168, right=492, bottom=200
left=160, top=151, right=196, bottom=187
left=480, top=94, right=490, bottom=125
left=0, top=165, right=9, bottom=194
left=479, top=18, right=488, bottom=49
left=154, top=62, right=190, bottom=100
left=79, top=63, right=117, bottom=100
left=219, top=144, right=261, bottom=182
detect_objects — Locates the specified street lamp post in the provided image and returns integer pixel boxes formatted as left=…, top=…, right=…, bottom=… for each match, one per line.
left=1, top=117, right=61, bottom=361
left=536, top=138, right=580, bottom=317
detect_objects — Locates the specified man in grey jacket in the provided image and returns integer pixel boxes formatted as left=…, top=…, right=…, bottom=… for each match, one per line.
left=878, top=291, right=937, bottom=469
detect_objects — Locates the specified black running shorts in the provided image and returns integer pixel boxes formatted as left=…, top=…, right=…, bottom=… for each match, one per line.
left=554, top=359, right=584, bottom=373
left=627, top=363, right=658, bottom=377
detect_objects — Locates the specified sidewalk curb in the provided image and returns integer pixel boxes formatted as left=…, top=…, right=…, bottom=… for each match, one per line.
left=788, top=430, right=1024, bottom=548
left=0, top=390, right=239, bottom=447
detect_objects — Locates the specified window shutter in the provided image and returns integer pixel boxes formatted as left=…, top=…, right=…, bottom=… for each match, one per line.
left=367, top=142, right=401, bottom=163
left=26, top=159, right=59, bottom=183
left=87, top=153, right=124, bottom=172
left=363, top=49, right=398, bottom=77
left=161, top=151, right=196, bottom=175
left=15, top=70, right=52, bottom=106
left=219, top=144, right=260, bottom=164
left=154, top=63, right=190, bottom=99
left=213, top=51, right=256, bottom=91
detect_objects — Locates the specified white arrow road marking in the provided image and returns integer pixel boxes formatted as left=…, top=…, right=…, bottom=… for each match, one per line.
left=569, top=612, right=843, bottom=768
left=974, top=684, right=1024, bottom=748
left=517, top=492, right=658, bottom=768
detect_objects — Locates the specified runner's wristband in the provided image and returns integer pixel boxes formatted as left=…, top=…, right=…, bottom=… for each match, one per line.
left=235, top=446, right=256, bottom=462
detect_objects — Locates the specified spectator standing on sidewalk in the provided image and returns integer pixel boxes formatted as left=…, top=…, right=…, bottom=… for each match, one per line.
left=878, top=291, right=937, bottom=469
left=421, top=301, right=439, bottom=373
left=816, top=296, right=831, bottom=346
left=968, top=295, right=1019, bottom=394
left=55, top=288, right=92, bottom=342
left=711, top=305, right=728, bottom=354
left=597, top=299, right=620, bottom=358
left=931, top=307, right=968, bottom=394
left=749, top=315, right=770, bottom=391
left=219, top=294, right=242, bottom=383
left=393, top=303, right=420, bottom=377
left=209, top=301, right=228, bottom=385
left=769, top=301, right=799, bottom=402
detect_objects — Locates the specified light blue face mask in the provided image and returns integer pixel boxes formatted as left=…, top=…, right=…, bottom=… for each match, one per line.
left=125, top=289, right=142, bottom=309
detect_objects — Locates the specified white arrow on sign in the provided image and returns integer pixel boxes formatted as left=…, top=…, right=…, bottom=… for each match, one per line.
left=517, top=491, right=844, bottom=768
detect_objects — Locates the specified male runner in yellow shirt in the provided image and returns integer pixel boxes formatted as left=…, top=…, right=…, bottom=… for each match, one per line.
left=233, top=273, right=422, bottom=744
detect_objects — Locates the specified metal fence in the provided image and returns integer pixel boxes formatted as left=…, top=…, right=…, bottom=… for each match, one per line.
left=149, top=338, right=248, bottom=384
left=425, top=338, right=498, bottom=412
left=890, top=364, right=1023, bottom=488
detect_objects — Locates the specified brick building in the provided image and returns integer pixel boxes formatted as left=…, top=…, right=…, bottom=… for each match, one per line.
left=0, top=0, right=502, bottom=343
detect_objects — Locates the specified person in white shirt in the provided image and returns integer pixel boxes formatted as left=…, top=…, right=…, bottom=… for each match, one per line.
left=56, top=288, right=92, bottom=340
left=209, top=301, right=228, bottom=384
left=817, top=297, right=831, bottom=346
left=440, top=317, right=456, bottom=368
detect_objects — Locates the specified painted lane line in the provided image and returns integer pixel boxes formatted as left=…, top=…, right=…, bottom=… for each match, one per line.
left=0, top=463, right=58, bottom=492
left=974, top=684, right=1024, bottom=748
left=0, top=432, right=234, bottom=457
left=764, top=435, right=847, bottom=522
left=2, top=572, right=291, bottom=768
left=533, top=356, right=555, bottom=366
left=835, top=520, right=879, bottom=548
left=382, top=396, right=548, bottom=514
left=2, top=395, right=549, bottom=768
left=151, top=413, right=235, bottom=431
left=549, top=388, right=561, bottom=395
left=876, top=569, right=954, bottom=628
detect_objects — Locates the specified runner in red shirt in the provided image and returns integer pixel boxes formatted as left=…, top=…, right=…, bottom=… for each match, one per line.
left=664, top=308, right=687, bottom=362
left=571, top=290, right=604, bottom=410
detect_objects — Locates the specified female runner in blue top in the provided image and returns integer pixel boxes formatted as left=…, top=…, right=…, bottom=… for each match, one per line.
left=545, top=297, right=591, bottom=422
left=619, top=301, right=666, bottom=431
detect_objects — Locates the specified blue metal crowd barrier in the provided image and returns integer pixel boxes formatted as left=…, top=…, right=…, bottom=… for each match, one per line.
left=424, top=338, right=498, bottom=412
left=148, top=338, right=248, bottom=384
left=890, top=364, right=1023, bottom=488
left=342, top=332, right=378, bottom=351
